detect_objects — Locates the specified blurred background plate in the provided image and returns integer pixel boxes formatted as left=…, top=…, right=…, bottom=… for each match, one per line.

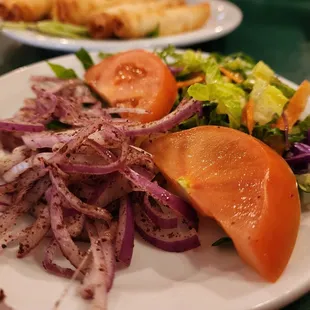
left=1, top=0, right=242, bottom=52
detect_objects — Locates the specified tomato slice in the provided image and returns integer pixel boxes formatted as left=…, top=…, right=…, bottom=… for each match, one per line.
left=84, top=49, right=178, bottom=123
left=144, top=126, right=300, bottom=282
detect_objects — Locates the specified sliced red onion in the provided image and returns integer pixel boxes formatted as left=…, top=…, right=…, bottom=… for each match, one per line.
left=105, top=107, right=150, bottom=115
left=93, top=221, right=116, bottom=291
left=84, top=222, right=109, bottom=307
left=22, top=130, right=77, bottom=150
left=49, top=166, right=112, bottom=222
left=0, top=120, right=45, bottom=133
left=0, top=175, right=50, bottom=236
left=53, top=120, right=104, bottom=162
left=17, top=206, right=50, bottom=258
left=123, top=168, right=198, bottom=226
left=168, top=66, right=183, bottom=76
left=95, top=174, right=133, bottom=208
left=2, top=153, right=52, bottom=183
left=115, top=196, right=134, bottom=266
left=42, top=239, right=75, bottom=279
left=286, top=153, right=310, bottom=165
left=0, top=146, right=31, bottom=175
left=125, top=99, right=202, bottom=137
left=0, top=194, right=12, bottom=207
left=66, top=213, right=85, bottom=238
left=143, top=195, right=178, bottom=229
left=49, top=186, right=85, bottom=269
left=59, top=134, right=128, bottom=174
left=134, top=204, right=200, bottom=252
left=293, top=143, right=310, bottom=154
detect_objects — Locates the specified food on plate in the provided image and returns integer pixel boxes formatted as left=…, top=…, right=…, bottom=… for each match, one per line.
left=50, top=0, right=163, bottom=25
left=0, top=0, right=52, bottom=21
left=85, top=49, right=178, bottom=123
left=88, top=0, right=185, bottom=39
left=143, top=126, right=300, bottom=282
left=0, top=0, right=210, bottom=39
left=0, top=47, right=309, bottom=309
left=111, top=3, right=210, bottom=39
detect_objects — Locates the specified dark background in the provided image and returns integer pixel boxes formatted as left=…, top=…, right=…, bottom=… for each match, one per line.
left=0, top=0, right=309, bottom=308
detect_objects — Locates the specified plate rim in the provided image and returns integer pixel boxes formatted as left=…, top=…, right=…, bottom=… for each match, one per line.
left=0, top=50, right=308, bottom=310
left=1, top=0, right=243, bottom=52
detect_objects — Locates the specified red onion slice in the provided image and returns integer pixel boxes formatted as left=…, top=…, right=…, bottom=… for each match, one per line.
left=123, top=168, right=198, bottom=226
left=105, top=107, right=150, bottom=115
left=42, top=239, right=75, bottom=279
left=49, top=166, right=112, bottom=222
left=0, top=175, right=50, bottom=236
left=143, top=195, right=178, bottom=229
left=0, top=120, right=45, bottom=133
left=2, top=153, right=52, bottom=183
left=17, top=205, right=50, bottom=258
left=66, top=213, right=85, bottom=238
left=22, top=130, right=77, bottom=149
left=134, top=204, right=200, bottom=252
left=125, top=99, right=202, bottom=137
left=115, top=196, right=134, bottom=266
left=49, top=186, right=85, bottom=269
left=84, top=222, right=109, bottom=308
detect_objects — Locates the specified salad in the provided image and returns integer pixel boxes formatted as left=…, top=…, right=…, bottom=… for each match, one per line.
left=0, top=46, right=309, bottom=309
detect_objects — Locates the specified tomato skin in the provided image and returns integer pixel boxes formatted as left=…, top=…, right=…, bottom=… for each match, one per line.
left=85, top=49, right=178, bottom=123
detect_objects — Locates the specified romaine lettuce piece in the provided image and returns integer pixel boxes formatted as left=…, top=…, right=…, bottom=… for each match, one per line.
left=251, top=79, right=288, bottom=125
left=188, top=82, right=246, bottom=128
left=252, top=61, right=274, bottom=82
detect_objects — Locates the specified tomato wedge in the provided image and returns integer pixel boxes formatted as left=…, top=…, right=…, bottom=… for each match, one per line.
left=85, top=49, right=178, bottom=123
left=144, top=126, right=300, bottom=282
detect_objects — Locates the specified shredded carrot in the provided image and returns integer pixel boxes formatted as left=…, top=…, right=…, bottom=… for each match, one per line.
left=176, top=74, right=205, bottom=89
left=220, top=67, right=244, bottom=84
left=242, top=98, right=255, bottom=135
left=276, top=80, right=310, bottom=131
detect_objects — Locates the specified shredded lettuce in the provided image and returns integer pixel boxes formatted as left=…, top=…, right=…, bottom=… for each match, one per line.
left=251, top=79, right=288, bottom=125
left=252, top=61, right=274, bottom=82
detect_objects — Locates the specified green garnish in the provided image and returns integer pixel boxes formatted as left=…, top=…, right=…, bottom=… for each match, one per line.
left=46, top=120, right=72, bottom=131
left=212, top=237, right=233, bottom=247
left=75, top=48, right=94, bottom=70
left=47, top=62, right=78, bottom=79
left=146, top=25, right=160, bottom=38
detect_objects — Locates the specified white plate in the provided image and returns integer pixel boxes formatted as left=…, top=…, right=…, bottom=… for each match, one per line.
left=0, top=51, right=309, bottom=310
left=1, top=0, right=242, bottom=52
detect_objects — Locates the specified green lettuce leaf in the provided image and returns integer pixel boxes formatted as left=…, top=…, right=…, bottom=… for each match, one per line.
left=270, top=77, right=296, bottom=99
left=203, top=57, right=222, bottom=84
left=188, top=82, right=246, bottom=128
left=251, top=79, right=288, bottom=125
left=296, top=174, right=310, bottom=193
left=208, top=83, right=246, bottom=128
left=252, top=61, right=274, bottom=82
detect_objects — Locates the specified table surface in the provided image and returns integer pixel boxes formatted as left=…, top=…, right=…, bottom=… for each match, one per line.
left=0, top=0, right=309, bottom=309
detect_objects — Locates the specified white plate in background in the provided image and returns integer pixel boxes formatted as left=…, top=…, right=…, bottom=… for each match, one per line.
left=1, top=0, right=242, bottom=52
